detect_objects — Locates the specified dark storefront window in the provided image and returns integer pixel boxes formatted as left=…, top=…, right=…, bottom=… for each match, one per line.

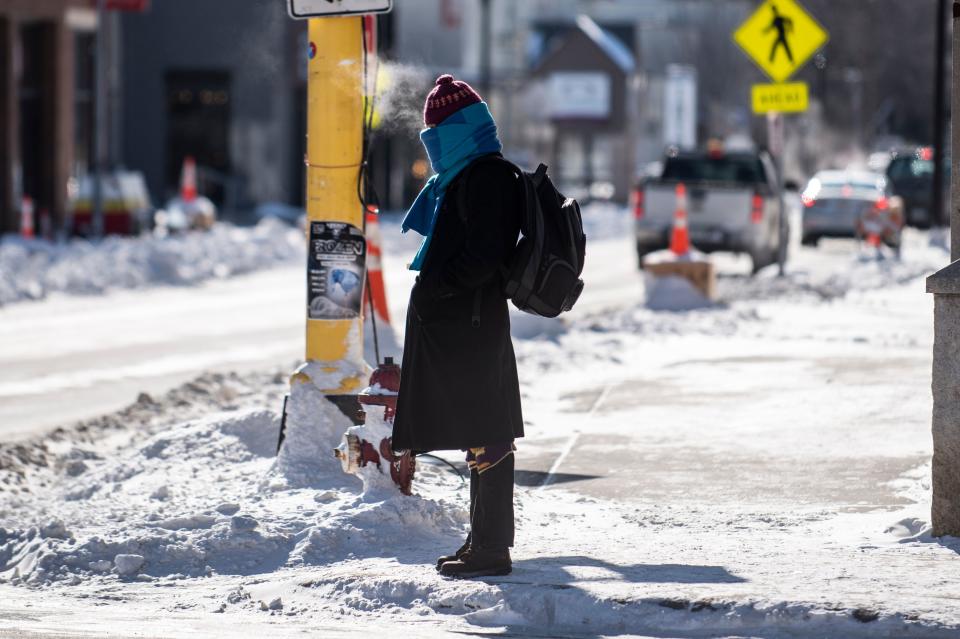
left=18, top=22, right=53, bottom=212
left=165, top=70, right=231, bottom=203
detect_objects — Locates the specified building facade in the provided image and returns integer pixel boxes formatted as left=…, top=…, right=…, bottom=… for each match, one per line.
left=0, top=0, right=99, bottom=234
left=120, top=1, right=305, bottom=216
left=2, top=0, right=767, bottom=234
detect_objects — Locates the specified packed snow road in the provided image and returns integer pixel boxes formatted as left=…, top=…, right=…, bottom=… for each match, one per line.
left=0, top=208, right=634, bottom=440
left=1, top=209, right=959, bottom=638
left=0, top=220, right=307, bottom=440
left=0, top=267, right=304, bottom=440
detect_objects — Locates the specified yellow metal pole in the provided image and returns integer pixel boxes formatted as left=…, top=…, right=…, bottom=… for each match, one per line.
left=294, top=16, right=367, bottom=395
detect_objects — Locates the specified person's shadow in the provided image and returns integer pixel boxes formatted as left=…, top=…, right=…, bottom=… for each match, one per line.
left=506, top=555, right=744, bottom=585
left=452, top=556, right=745, bottom=638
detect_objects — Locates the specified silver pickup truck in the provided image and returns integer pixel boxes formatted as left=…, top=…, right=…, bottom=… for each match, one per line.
left=634, top=149, right=784, bottom=274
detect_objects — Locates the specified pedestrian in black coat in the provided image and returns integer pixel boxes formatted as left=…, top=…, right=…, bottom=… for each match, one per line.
left=392, top=75, right=523, bottom=578
left=392, top=158, right=524, bottom=452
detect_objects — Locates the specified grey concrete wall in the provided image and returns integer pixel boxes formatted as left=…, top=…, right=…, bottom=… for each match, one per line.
left=120, top=0, right=300, bottom=206
left=929, top=281, right=960, bottom=537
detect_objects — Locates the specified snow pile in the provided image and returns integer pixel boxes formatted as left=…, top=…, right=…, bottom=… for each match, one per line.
left=0, top=219, right=305, bottom=306
left=723, top=256, right=941, bottom=303
left=290, top=494, right=466, bottom=566
left=721, top=229, right=948, bottom=304
left=0, top=373, right=467, bottom=589
left=274, top=366, right=362, bottom=486
left=0, top=371, right=287, bottom=492
left=645, top=274, right=716, bottom=312
left=509, top=311, right=568, bottom=340
left=1, top=408, right=286, bottom=585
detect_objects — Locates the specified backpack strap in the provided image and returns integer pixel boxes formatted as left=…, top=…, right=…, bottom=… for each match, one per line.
left=509, top=165, right=547, bottom=310
left=531, top=163, right=548, bottom=188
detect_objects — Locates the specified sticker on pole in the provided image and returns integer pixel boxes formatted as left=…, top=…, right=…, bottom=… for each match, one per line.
left=733, top=0, right=828, bottom=83
left=751, top=82, right=809, bottom=114
left=307, top=222, right=366, bottom=320
left=288, top=0, right=392, bottom=20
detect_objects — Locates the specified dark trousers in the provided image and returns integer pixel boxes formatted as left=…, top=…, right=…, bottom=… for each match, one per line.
left=468, top=453, right=515, bottom=550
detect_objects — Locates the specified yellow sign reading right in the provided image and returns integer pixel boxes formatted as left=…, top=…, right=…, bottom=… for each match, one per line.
left=752, top=82, right=809, bottom=114
left=734, top=0, right=828, bottom=83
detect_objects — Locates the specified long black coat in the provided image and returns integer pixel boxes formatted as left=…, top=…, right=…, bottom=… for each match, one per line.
left=392, top=155, right=524, bottom=453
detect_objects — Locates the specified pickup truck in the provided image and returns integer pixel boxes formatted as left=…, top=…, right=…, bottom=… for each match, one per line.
left=633, top=149, right=784, bottom=274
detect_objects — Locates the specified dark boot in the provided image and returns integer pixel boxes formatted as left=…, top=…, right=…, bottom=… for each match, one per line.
left=435, top=535, right=471, bottom=571
left=470, top=454, right=514, bottom=550
left=436, top=465, right=481, bottom=571
left=438, top=547, right=512, bottom=578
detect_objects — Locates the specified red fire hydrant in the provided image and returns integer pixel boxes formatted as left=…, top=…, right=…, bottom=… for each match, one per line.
left=333, top=357, right=415, bottom=495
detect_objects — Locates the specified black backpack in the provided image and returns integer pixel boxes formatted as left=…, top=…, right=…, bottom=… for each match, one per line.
left=457, top=157, right=586, bottom=318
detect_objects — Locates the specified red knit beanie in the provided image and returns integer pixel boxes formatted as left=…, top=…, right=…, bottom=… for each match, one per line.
left=423, top=74, right=483, bottom=127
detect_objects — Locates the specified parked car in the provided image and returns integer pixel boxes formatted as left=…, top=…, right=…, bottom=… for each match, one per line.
left=800, top=170, right=903, bottom=247
left=633, top=146, right=784, bottom=274
left=68, top=172, right=153, bottom=237
left=884, top=147, right=947, bottom=228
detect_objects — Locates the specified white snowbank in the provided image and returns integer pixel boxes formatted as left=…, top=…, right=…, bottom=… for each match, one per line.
left=0, top=396, right=466, bottom=588
left=645, top=274, right=716, bottom=312
left=0, top=219, right=305, bottom=306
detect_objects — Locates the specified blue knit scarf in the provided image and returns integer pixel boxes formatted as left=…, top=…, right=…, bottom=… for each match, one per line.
left=402, top=102, right=502, bottom=271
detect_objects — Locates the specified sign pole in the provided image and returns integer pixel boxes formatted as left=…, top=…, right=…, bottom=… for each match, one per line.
left=932, top=0, right=948, bottom=228
left=291, top=16, right=368, bottom=396
left=767, top=111, right=786, bottom=277
left=776, top=150, right=786, bottom=277
left=735, top=0, right=829, bottom=277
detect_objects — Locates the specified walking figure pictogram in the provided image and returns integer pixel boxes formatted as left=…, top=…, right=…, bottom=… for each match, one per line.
left=765, top=4, right=794, bottom=63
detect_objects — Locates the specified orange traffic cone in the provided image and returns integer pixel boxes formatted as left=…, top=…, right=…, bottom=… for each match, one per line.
left=180, top=156, right=198, bottom=203
left=20, top=196, right=35, bottom=239
left=866, top=231, right=882, bottom=249
left=669, top=183, right=690, bottom=256
left=364, top=206, right=391, bottom=324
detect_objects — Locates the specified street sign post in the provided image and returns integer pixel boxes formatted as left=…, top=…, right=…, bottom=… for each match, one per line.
left=733, top=0, right=828, bottom=83
left=734, top=0, right=827, bottom=277
left=767, top=112, right=787, bottom=276
left=751, top=81, right=809, bottom=115
left=288, top=0, right=392, bottom=19
left=284, top=0, right=394, bottom=418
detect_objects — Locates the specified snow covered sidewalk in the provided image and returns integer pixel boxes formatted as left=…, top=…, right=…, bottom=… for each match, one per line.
left=1, top=222, right=959, bottom=637
left=0, top=219, right=304, bottom=307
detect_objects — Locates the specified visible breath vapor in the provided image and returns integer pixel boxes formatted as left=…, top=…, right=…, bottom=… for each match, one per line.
left=232, top=0, right=286, bottom=80
left=371, top=61, right=433, bottom=137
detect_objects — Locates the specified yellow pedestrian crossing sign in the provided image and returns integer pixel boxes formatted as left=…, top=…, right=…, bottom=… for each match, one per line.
left=752, top=82, right=809, bottom=114
left=733, top=0, right=828, bottom=83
